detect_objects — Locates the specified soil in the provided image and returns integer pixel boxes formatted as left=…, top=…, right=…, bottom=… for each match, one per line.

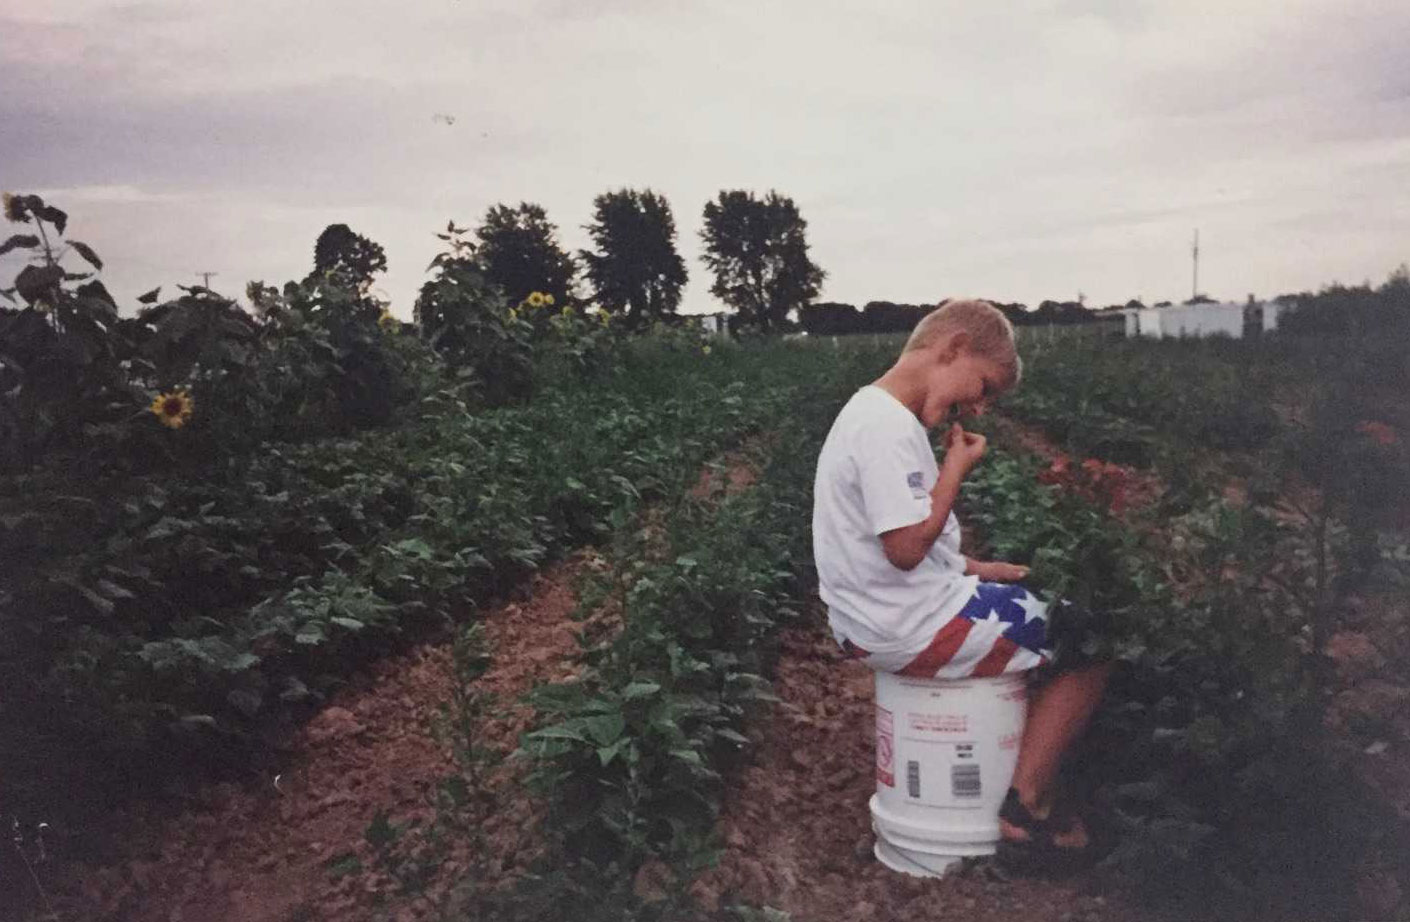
left=26, top=552, right=609, bottom=922
left=984, top=416, right=1164, bottom=513
left=20, top=428, right=1406, bottom=922
left=692, top=620, right=1156, bottom=922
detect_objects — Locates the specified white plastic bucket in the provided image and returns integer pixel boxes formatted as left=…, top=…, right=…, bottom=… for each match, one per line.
left=870, top=670, right=1027, bottom=877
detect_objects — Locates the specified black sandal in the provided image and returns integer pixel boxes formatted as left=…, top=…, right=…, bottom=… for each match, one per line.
left=995, top=787, right=1098, bottom=876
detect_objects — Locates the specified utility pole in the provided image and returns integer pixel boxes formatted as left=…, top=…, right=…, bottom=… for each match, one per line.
left=1191, top=230, right=1199, bottom=301
left=196, top=271, right=218, bottom=289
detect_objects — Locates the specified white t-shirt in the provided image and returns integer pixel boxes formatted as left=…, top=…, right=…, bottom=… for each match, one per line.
left=812, top=385, right=979, bottom=653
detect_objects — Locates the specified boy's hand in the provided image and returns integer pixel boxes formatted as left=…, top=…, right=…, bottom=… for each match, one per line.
left=942, top=423, right=987, bottom=475
left=977, top=561, right=1029, bottom=583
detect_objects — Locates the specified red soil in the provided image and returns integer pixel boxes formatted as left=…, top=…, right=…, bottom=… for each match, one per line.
left=34, top=553, right=606, bottom=922
left=692, top=621, right=1154, bottom=922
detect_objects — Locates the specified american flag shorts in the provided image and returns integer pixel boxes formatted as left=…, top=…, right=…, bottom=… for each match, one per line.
left=837, top=582, right=1056, bottom=679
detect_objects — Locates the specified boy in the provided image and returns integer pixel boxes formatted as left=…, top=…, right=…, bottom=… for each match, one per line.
left=812, top=299, right=1111, bottom=868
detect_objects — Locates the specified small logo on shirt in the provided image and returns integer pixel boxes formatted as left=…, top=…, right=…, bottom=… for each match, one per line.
left=907, top=471, right=925, bottom=497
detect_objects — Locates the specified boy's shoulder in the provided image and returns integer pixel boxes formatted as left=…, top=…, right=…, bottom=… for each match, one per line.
left=833, top=387, right=922, bottom=441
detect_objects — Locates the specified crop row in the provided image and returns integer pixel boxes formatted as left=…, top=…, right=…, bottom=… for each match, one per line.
left=0, top=342, right=803, bottom=820
left=493, top=343, right=889, bottom=919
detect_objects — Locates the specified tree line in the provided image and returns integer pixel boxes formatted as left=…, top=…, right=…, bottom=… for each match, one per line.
left=383, top=188, right=825, bottom=335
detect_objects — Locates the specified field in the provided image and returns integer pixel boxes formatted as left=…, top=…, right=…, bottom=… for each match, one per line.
left=3, top=311, right=1410, bottom=921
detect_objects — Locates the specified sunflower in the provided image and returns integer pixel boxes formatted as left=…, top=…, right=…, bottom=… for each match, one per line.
left=2, top=192, right=23, bottom=223
left=378, top=309, right=398, bottom=333
left=544, top=294, right=555, bottom=307
left=150, top=389, right=195, bottom=429
left=526, top=292, right=546, bottom=308
left=702, top=344, right=713, bottom=355
left=507, top=307, right=519, bottom=323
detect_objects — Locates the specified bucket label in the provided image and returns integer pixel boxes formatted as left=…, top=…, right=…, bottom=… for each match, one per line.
left=876, top=706, right=895, bottom=787
left=908, top=712, right=968, bottom=734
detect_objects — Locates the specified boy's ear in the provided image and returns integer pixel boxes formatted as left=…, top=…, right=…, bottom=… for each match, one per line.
left=937, top=330, right=970, bottom=364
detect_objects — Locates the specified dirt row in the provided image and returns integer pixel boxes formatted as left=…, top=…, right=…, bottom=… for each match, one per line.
left=31, top=553, right=607, bottom=922
left=692, top=620, right=1149, bottom=922
left=31, top=428, right=1357, bottom=922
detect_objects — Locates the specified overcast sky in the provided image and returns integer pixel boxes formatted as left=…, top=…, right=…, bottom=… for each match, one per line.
left=3, top=0, right=1408, bottom=316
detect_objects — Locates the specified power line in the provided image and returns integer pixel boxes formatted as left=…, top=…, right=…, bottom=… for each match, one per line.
left=196, top=271, right=218, bottom=289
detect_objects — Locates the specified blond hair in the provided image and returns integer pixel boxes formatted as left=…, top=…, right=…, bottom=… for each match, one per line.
left=903, top=298, right=1021, bottom=388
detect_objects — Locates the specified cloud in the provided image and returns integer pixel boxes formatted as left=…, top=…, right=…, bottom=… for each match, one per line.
left=1, top=0, right=1407, bottom=315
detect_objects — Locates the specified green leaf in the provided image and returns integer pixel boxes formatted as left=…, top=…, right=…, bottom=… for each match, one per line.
left=330, top=616, right=365, bottom=631
left=438, top=776, right=470, bottom=807
left=295, top=622, right=326, bottom=645
left=66, top=240, right=102, bottom=270
left=14, top=264, right=63, bottom=304
left=36, top=203, right=67, bottom=234
left=325, top=851, right=362, bottom=878
left=224, top=652, right=260, bottom=672
left=138, top=286, right=161, bottom=304
left=389, top=537, right=434, bottom=559
left=226, top=688, right=263, bottom=717
left=622, top=681, right=661, bottom=700
left=669, top=748, right=704, bottom=767
left=0, top=234, right=38, bottom=258
left=95, top=578, right=135, bottom=600
left=584, top=713, right=625, bottom=746
left=715, top=728, right=749, bottom=745
left=62, top=578, right=114, bottom=615
left=524, top=724, right=587, bottom=743
left=364, top=811, right=402, bottom=849
left=596, top=739, right=629, bottom=766
left=279, top=677, right=311, bottom=702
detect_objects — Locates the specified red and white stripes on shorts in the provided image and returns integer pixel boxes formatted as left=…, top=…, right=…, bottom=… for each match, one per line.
left=837, top=582, right=1054, bottom=679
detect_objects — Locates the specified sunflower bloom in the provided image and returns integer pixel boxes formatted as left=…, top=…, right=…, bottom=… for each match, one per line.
left=2, top=192, right=25, bottom=223
left=150, top=389, right=195, bottom=429
left=544, top=294, right=555, bottom=307
left=702, top=344, right=713, bottom=355
left=527, top=292, right=546, bottom=308
left=377, top=309, right=398, bottom=333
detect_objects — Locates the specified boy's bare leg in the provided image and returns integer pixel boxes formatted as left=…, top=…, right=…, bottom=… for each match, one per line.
left=1002, top=662, right=1113, bottom=847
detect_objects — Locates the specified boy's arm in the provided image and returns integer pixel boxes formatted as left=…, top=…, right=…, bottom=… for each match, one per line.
left=880, top=424, right=985, bottom=571
left=965, top=556, right=1030, bottom=582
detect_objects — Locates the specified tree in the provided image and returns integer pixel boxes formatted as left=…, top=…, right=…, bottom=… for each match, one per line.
left=299, top=224, right=390, bottom=328
left=474, top=203, right=576, bottom=308
left=699, top=190, right=825, bottom=333
left=311, top=223, right=387, bottom=294
left=579, top=188, right=687, bottom=328
left=799, top=301, right=860, bottom=335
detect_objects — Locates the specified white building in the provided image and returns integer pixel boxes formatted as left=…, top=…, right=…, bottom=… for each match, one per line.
left=1123, top=300, right=1287, bottom=339
left=698, top=312, right=731, bottom=338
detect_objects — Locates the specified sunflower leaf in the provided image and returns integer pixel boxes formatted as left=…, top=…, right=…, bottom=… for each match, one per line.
left=0, top=234, right=38, bottom=258
left=68, top=240, right=103, bottom=270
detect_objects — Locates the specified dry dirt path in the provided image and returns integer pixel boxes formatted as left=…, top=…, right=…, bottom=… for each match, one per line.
left=33, top=553, right=605, bottom=922
left=691, top=619, right=1153, bottom=922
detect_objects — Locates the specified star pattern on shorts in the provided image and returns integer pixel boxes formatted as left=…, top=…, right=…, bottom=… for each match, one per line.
left=961, top=584, right=1049, bottom=652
